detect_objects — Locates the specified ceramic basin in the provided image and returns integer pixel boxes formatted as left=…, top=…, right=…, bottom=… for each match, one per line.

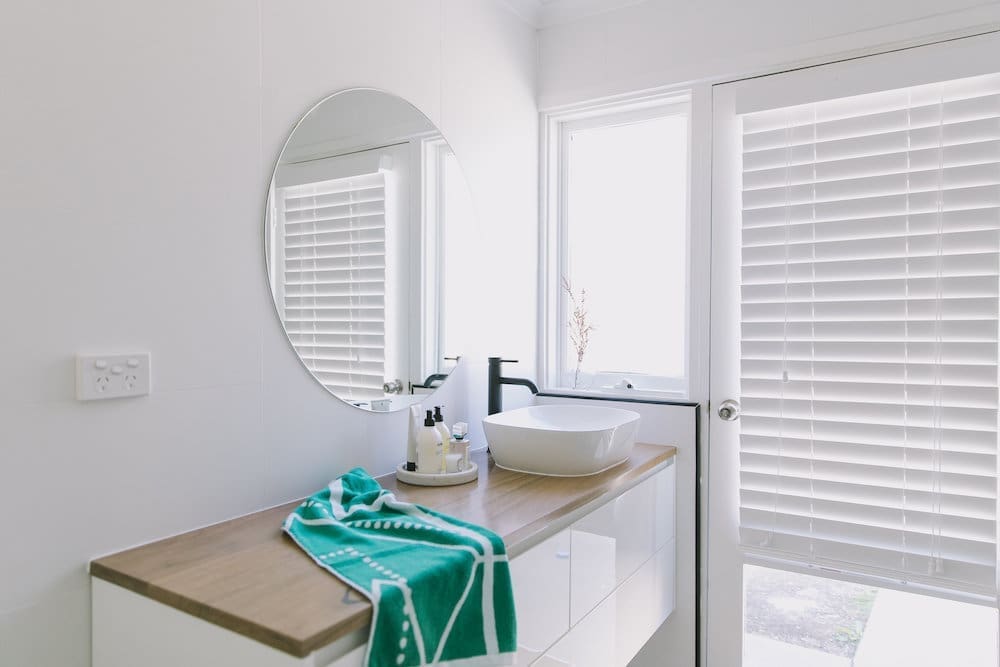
left=482, top=405, right=641, bottom=476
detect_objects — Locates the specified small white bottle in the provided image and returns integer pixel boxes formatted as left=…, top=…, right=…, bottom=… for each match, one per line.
left=416, top=409, right=443, bottom=474
left=452, top=421, right=470, bottom=471
left=433, top=406, right=451, bottom=473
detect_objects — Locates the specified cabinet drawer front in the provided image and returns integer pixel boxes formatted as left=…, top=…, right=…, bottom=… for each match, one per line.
left=538, top=540, right=676, bottom=667
left=510, top=528, right=572, bottom=663
left=570, top=464, right=675, bottom=623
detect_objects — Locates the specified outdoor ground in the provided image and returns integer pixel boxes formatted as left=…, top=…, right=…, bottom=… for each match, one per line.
left=745, top=566, right=877, bottom=658
left=743, top=566, right=997, bottom=667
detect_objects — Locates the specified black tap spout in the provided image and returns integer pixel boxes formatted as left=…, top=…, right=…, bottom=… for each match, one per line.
left=488, top=357, right=539, bottom=415
left=410, top=373, right=450, bottom=393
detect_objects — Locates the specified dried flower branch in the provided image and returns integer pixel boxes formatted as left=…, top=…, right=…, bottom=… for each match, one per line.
left=562, top=276, right=595, bottom=389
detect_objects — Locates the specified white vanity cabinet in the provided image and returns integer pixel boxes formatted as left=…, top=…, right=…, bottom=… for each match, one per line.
left=510, top=462, right=676, bottom=666
left=92, top=579, right=368, bottom=667
left=91, top=446, right=677, bottom=667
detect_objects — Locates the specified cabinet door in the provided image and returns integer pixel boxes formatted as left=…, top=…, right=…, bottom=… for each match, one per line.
left=510, top=529, right=572, bottom=664
left=538, top=541, right=676, bottom=667
left=570, top=464, right=675, bottom=624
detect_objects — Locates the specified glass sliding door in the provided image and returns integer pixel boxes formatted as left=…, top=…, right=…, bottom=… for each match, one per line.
left=708, top=31, right=1000, bottom=667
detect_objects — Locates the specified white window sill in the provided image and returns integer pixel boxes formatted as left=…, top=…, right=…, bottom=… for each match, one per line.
left=537, top=387, right=696, bottom=406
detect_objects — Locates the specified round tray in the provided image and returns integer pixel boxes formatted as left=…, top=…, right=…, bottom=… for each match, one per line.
left=395, top=461, right=479, bottom=487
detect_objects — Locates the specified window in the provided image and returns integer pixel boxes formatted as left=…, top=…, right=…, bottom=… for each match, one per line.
left=275, top=169, right=389, bottom=400
left=737, top=72, right=1000, bottom=598
left=542, top=94, right=691, bottom=396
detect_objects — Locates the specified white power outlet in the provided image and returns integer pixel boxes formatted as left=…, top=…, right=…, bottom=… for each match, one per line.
left=76, top=353, right=151, bottom=401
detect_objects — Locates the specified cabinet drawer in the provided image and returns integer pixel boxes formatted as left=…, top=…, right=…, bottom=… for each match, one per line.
left=510, top=528, right=572, bottom=663
left=570, top=464, right=675, bottom=624
left=537, top=540, right=676, bottom=667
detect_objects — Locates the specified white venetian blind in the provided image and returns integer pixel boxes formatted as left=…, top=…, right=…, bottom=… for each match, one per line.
left=738, top=72, right=1000, bottom=598
left=278, top=171, right=387, bottom=400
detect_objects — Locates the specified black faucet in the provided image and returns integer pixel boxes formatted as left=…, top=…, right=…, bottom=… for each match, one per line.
left=488, top=357, right=539, bottom=415
left=410, top=373, right=450, bottom=393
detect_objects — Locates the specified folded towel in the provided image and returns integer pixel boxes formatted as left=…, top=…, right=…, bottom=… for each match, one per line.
left=283, top=468, right=517, bottom=667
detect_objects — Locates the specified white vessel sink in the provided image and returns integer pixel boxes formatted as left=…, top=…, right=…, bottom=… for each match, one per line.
left=482, top=405, right=641, bottom=476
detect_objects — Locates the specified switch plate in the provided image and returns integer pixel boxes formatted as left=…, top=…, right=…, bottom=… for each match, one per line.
left=76, top=353, right=151, bottom=401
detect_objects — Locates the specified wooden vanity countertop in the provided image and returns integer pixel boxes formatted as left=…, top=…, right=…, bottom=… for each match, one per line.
left=90, top=443, right=676, bottom=658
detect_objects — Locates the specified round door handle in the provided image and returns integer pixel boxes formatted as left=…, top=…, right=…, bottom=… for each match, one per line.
left=718, top=399, right=741, bottom=421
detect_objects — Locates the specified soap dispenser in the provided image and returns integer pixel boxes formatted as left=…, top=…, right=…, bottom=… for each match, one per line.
left=416, top=409, right=443, bottom=474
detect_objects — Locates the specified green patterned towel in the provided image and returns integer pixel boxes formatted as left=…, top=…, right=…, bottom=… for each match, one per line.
left=283, top=468, right=517, bottom=667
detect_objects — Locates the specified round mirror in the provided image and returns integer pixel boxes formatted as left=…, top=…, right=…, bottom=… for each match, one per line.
left=265, top=89, right=473, bottom=412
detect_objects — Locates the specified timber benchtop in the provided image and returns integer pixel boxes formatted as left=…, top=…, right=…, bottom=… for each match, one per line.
left=90, top=443, right=676, bottom=658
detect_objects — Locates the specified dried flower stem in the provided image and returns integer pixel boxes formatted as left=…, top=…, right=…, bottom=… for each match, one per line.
left=562, top=276, right=595, bottom=389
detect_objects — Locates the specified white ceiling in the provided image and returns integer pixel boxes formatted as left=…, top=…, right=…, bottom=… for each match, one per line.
left=501, top=0, right=648, bottom=28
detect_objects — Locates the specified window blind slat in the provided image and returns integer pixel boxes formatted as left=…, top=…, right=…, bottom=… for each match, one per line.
left=744, top=210, right=1000, bottom=248
left=742, top=396, right=997, bottom=430
left=742, top=340, right=997, bottom=364
left=742, top=359, right=998, bottom=388
left=285, top=227, right=384, bottom=248
left=284, top=282, right=384, bottom=298
left=744, top=140, right=1000, bottom=190
left=284, top=253, right=387, bottom=272
left=742, top=528, right=995, bottom=593
left=284, top=201, right=385, bottom=223
left=743, top=230, right=999, bottom=263
left=279, top=169, right=390, bottom=399
left=284, top=219, right=385, bottom=236
left=743, top=116, right=1000, bottom=172
left=740, top=417, right=996, bottom=454
left=737, top=73, right=1000, bottom=597
left=284, top=295, right=385, bottom=309
left=284, top=268, right=385, bottom=285
left=743, top=163, right=1000, bottom=210
left=743, top=92, right=1000, bottom=149
left=743, top=277, right=999, bottom=304
left=740, top=489, right=996, bottom=542
left=743, top=184, right=1000, bottom=228
left=740, top=470, right=997, bottom=518
left=743, top=252, right=1000, bottom=285
left=740, top=441, right=995, bottom=479
left=282, top=172, right=384, bottom=198
left=739, top=512, right=997, bottom=567
left=284, top=224, right=386, bottom=247
left=287, top=334, right=384, bottom=348
left=741, top=379, right=998, bottom=407
left=742, top=297, right=998, bottom=322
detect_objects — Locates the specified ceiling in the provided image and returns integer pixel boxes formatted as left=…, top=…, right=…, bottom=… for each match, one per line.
left=501, top=0, right=649, bottom=28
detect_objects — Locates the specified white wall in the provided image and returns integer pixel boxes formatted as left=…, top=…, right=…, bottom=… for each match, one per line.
left=538, top=0, right=1000, bottom=107
left=0, top=2, right=537, bottom=665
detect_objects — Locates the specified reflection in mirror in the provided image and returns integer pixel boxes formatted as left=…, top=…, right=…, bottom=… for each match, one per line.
left=265, top=89, right=474, bottom=411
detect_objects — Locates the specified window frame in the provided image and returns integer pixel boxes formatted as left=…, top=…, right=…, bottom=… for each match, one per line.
left=540, top=91, right=694, bottom=399
left=419, top=135, right=451, bottom=381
